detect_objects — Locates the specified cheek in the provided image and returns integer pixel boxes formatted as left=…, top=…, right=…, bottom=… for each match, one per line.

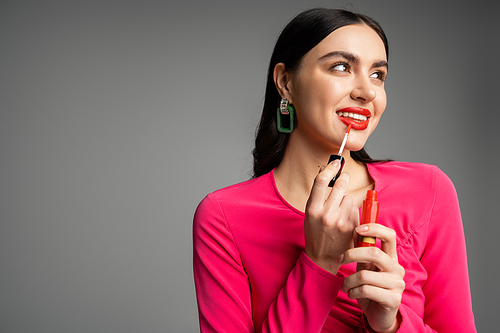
left=374, top=89, right=387, bottom=117
left=299, top=82, right=347, bottom=119
left=295, top=71, right=345, bottom=102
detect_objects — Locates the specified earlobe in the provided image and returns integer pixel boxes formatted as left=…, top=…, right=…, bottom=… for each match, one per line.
left=273, top=63, right=293, bottom=102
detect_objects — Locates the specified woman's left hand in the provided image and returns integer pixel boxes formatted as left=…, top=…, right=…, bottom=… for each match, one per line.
left=338, top=223, right=405, bottom=333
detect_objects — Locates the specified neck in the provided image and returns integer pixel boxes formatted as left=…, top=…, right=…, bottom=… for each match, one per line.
left=274, top=136, right=373, bottom=212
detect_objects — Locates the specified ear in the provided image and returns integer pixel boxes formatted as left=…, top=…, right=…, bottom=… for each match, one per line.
left=273, top=63, right=294, bottom=103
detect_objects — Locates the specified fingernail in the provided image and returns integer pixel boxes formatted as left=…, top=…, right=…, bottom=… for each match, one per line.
left=357, top=225, right=368, bottom=232
left=329, top=159, right=340, bottom=167
left=319, top=165, right=325, bottom=173
left=337, top=253, right=344, bottom=263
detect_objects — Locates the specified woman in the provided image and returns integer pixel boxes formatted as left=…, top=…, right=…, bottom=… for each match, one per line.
left=193, top=8, right=476, bottom=333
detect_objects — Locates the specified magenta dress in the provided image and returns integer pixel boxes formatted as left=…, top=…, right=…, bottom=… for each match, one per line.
left=193, top=161, right=476, bottom=332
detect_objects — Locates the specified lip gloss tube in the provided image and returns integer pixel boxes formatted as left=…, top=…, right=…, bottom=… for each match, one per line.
left=357, top=190, right=380, bottom=247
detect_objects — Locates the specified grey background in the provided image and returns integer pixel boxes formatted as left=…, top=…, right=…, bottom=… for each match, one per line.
left=0, top=0, right=498, bottom=332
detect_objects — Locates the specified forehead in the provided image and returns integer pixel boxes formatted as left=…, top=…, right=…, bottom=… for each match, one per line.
left=306, top=24, right=387, bottom=62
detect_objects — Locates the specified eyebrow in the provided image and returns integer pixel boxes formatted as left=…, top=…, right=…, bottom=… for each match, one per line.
left=318, top=51, right=388, bottom=69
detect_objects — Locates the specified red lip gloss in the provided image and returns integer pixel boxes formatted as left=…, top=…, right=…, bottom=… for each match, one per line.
left=336, top=107, right=371, bottom=131
left=357, top=190, right=380, bottom=247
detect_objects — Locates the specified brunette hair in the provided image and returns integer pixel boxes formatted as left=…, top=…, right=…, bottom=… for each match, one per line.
left=252, top=8, right=389, bottom=178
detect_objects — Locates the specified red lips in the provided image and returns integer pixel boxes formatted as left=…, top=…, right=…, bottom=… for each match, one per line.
left=336, top=107, right=371, bottom=130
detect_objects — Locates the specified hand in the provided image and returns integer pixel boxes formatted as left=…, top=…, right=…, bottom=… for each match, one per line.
left=304, top=160, right=359, bottom=274
left=339, top=224, right=405, bottom=333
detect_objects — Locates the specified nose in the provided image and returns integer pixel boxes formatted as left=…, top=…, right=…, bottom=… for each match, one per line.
left=350, top=76, right=376, bottom=103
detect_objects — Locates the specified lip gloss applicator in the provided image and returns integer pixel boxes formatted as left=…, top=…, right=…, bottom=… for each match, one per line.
left=328, top=124, right=352, bottom=187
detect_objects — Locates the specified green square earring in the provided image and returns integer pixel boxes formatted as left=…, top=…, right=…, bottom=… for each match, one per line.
left=277, top=99, right=295, bottom=133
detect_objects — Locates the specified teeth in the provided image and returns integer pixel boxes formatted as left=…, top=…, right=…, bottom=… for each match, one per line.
left=337, top=111, right=367, bottom=122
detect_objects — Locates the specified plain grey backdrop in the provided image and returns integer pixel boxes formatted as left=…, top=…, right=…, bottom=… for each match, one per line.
left=1, top=0, right=498, bottom=332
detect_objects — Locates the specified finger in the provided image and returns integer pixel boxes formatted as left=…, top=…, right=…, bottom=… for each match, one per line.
left=342, top=270, right=405, bottom=294
left=348, top=206, right=360, bottom=246
left=324, top=171, right=350, bottom=209
left=346, top=284, right=403, bottom=309
left=307, top=160, right=342, bottom=210
left=349, top=206, right=359, bottom=224
left=340, top=247, right=402, bottom=274
left=355, top=223, right=398, bottom=260
left=334, top=193, right=354, bottom=220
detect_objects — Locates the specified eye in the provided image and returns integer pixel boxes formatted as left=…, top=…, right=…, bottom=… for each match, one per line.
left=370, top=71, right=387, bottom=82
left=330, top=62, right=350, bottom=73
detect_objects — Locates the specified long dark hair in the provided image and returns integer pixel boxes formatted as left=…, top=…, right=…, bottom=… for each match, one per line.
left=252, top=8, right=389, bottom=178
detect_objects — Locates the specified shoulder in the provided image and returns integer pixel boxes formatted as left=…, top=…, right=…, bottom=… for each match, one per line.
left=369, top=160, right=453, bottom=192
left=369, top=160, right=439, bottom=177
left=369, top=161, right=458, bottom=219
left=194, top=171, right=275, bottom=222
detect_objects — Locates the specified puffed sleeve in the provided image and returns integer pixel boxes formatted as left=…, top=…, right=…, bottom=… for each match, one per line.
left=193, top=193, right=345, bottom=332
left=396, top=167, right=477, bottom=332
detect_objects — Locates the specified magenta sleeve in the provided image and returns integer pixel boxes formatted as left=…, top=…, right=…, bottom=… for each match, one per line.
left=193, top=193, right=344, bottom=332
left=412, top=167, right=476, bottom=332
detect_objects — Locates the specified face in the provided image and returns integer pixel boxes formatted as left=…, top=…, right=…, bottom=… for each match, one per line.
left=280, top=24, right=388, bottom=153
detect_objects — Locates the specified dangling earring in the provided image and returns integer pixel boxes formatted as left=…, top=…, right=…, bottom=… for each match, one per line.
left=277, top=98, right=294, bottom=133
